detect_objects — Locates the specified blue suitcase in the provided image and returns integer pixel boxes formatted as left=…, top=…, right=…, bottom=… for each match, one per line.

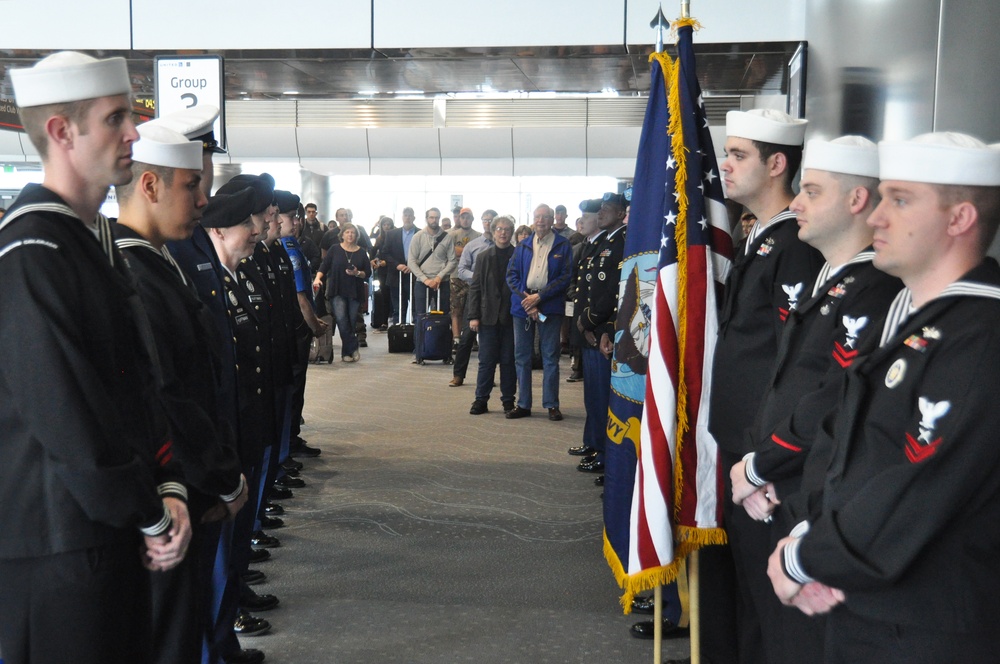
left=414, top=291, right=453, bottom=364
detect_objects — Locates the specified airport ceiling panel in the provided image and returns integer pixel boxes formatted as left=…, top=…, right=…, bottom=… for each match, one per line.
left=439, top=128, right=513, bottom=159
left=586, top=127, right=643, bottom=159
left=295, top=128, right=370, bottom=159
left=512, top=127, right=587, bottom=158
left=0, top=43, right=797, bottom=103
left=367, top=128, right=440, bottom=159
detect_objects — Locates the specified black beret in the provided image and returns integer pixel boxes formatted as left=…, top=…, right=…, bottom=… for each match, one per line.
left=602, top=192, right=628, bottom=209
left=201, top=187, right=256, bottom=229
left=579, top=198, right=602, bottom=213
left=217, top=173, right=274, bottom=215
left=273, top=190, right=300, bottom=214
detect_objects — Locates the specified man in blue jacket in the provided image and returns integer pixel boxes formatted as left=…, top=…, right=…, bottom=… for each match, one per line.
left=505, top=204, right=573, bottom=420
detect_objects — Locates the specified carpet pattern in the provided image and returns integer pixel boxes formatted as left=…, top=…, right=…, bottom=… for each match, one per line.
left=246, top=332, right=690, bottom=663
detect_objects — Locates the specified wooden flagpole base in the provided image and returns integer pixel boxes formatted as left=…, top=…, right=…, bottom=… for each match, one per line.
left=653, top=584, right=663, bottom=663
left=690, top=550, right=700, bottom=664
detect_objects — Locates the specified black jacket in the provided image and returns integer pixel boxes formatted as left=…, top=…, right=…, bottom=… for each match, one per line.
left=795, top=259, right=1000, bottom=632
left=114, top=224, right=243, bottom=519
left=377, top=225, right=418, bottom=273
left=708, top=210, right=824, bottom=455
left=748, top=251, right=902, bottom=500
left=467, top=244, right=515, bottom=326
left=0, top=185, right=171, bottom=557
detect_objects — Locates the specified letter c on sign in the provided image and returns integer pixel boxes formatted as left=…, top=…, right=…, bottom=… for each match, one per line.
left=181, top=93, right=198, bottom=108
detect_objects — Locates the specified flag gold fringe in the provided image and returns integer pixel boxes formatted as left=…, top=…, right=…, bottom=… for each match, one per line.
left=604, top=529, right=681, bottom=614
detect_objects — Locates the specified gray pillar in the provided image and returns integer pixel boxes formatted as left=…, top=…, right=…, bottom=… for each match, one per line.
left=299, top=168, right=333, bottom=222
left=213, top=163, right=243, bottom=193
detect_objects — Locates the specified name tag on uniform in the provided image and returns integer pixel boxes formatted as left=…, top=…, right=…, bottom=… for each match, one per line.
left=197, top=262, right=213, bottom=271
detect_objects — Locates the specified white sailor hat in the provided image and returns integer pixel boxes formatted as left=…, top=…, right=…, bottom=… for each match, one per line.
left=802, top=136, right=879, bottom=178
left=10, top=51, right=130, bottom=108
left=148, top=105, right=226, bottom=154
left=879, top=132, right=1000, bottom=187
left=726, top=109, right=807, bottom=147
left=132, top=123, right=203, bottom=171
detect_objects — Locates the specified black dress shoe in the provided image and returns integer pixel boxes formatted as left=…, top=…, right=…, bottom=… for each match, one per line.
left=263, top=501, right=284, bottom=516
left=251, top=531, right=281, bottom=548
left=505, top=406, right=531, bottom=419
left=359, top=340, right=368, bottom=348
left=233, top=610, right=271, bottom=636
left=568, top=445, right=595, bottom=456
left=248, top=548, right=271, bottom=563
left=241, top=569, right=266, bottom=585
left=259, top=515, right=284, bottom=529
left=629, top=618, right=689, bottom=640
left=289, top=441, right=321, bottom=458
left=274, top=475, right=305, bottom=489
left=631, top=594, right=655, bottom=614
left=281, top=466, right=300, bottom=478
left=566, top=370, right=583, bottom=382
left=548, top=407, right=564, bottom=421
left=594, top=475, right=604, bottom=486
left=269, top=486, right=294, bottom=500
left=226, top=647, right=266, bottom=663
left=240, top=588, right=279, bottom=611
left=578, top=458, right=605, bottom=473
left=502, top=401, right=515, bottom=413
left=583, top=451, right=599, bottom=463
left=281, top=458, right=303, bottom=472
left=469, top=400, right=488, bottom=415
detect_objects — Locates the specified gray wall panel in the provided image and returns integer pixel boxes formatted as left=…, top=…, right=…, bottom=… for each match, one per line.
left=804, top=0, right=939, bottom=141
left=936, top=0, right=1000, bottom=140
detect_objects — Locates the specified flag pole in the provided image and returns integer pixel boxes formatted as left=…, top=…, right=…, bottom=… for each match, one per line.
left=674, top=0, right=703, bottom=656
left=648, top=7, right=669, bottom=664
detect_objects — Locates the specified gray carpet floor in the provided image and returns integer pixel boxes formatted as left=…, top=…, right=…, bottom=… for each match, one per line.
left=244, top=330, right=690, bottom=663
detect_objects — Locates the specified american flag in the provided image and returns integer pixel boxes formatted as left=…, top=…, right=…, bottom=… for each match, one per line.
left=604, top=20, right=732, bottom=609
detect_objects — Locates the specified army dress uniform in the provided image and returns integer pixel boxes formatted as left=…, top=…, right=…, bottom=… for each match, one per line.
left=265, top=238, right=304, bottom=478
left=783, top=259, right=1000, bottom=662
left=236, top=247, right=278, bottom=523
left=576, top=225, right=625, bottom=464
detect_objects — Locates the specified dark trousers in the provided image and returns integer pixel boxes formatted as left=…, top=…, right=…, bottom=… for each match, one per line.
left=824, top=606, right=994, bottom=664
left=695, top=543, right=740, bottom=664
left=769, top=523, right=826, bottom=664
left=150, top=520, right=219, bottom=664
left=0, top=540, right=151, bottom=664
left=453, top=323, right=477, bottom=379
left=475, top=321, right=516, bottom=403
left=289, top=327, right=311, bottom=442
left=719, top=449, right=769, bottom=664
left=217, top=459, right=261, bottom=660
left=581, top=346, right=611, bottom=459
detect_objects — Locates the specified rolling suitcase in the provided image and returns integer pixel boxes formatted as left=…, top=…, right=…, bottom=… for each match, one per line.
left=371, top=281, right=389, bottom=330
left=310, top=314, right=334, bottom=364
left=388, top=273, right=415, bottom=353
left=414, top=290, right=453, bottom=365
